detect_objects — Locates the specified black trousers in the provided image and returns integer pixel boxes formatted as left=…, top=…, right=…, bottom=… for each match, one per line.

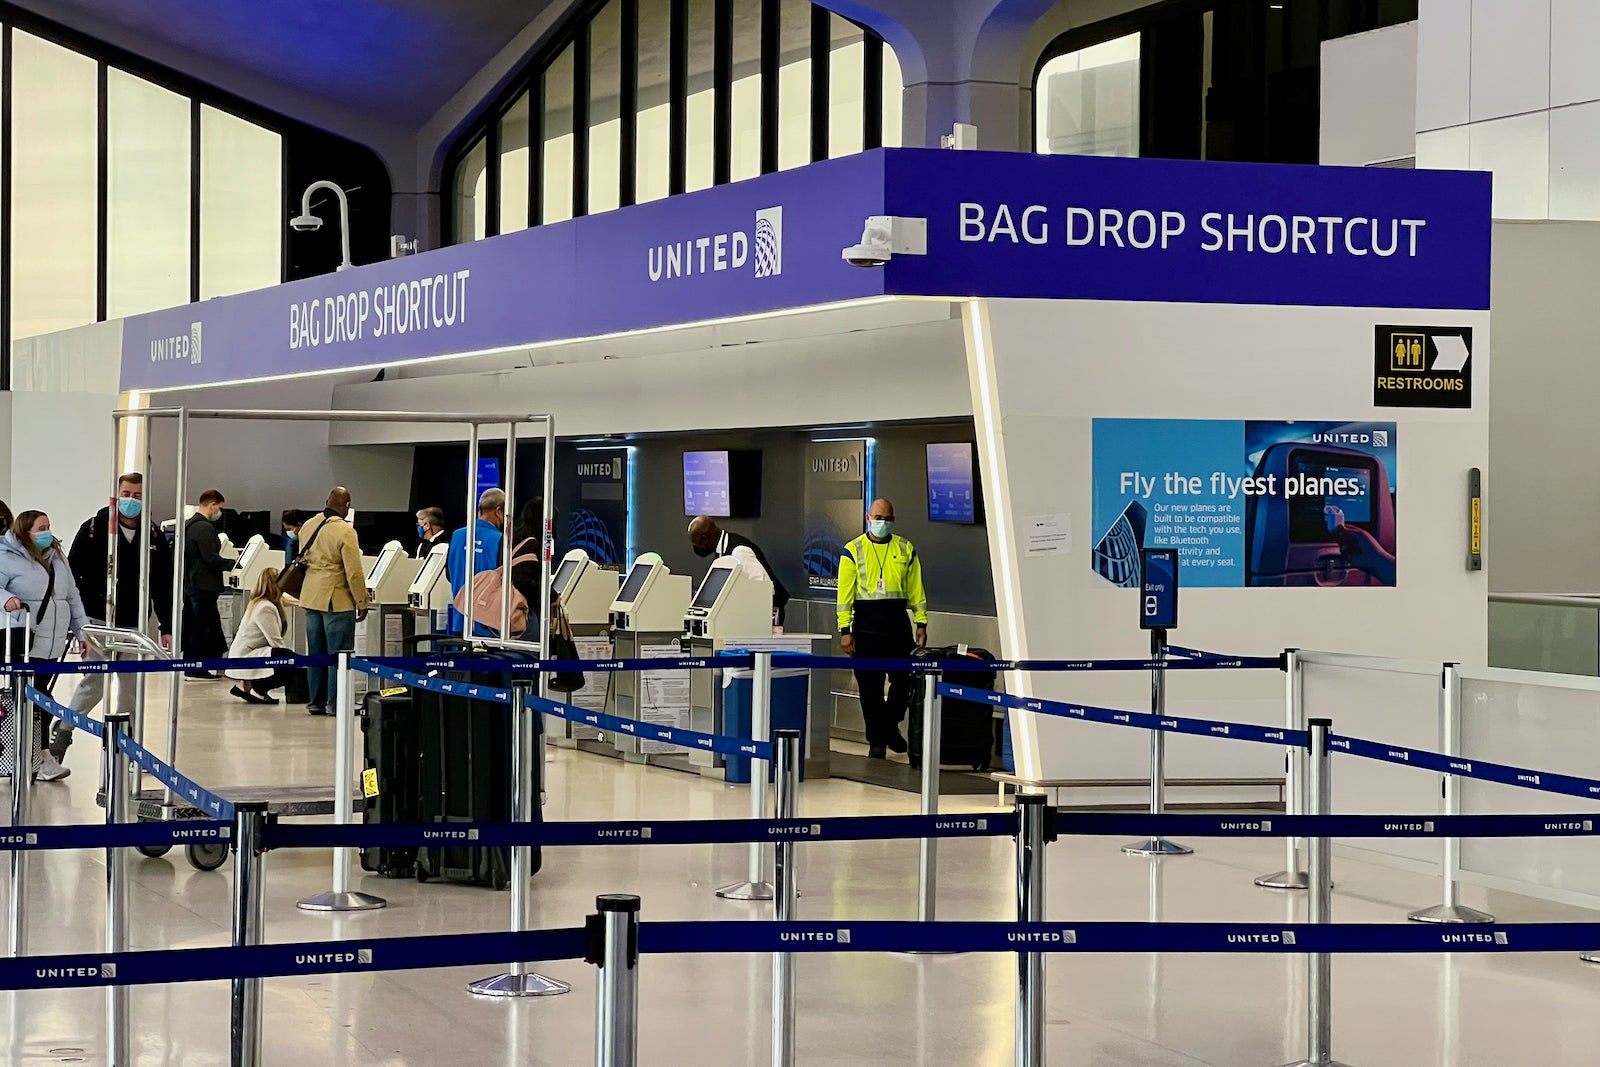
left=182, top=590, right=226, bottom=660
left=853, top=626, right=914, bottom=746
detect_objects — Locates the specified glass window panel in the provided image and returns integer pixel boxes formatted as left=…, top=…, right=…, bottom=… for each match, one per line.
left=731, top=0, right=762, bottom=181
left=882, top=42, right=904, bottom=148
left=199, top=106, right=283, bottom=298
left=11, top=32, right=98, bottom=340
left=588, top=1, right=623, bottom=214
left=107, top=71, right=191, bottom=318
left=453, top=138, right=486, bottom=241
left=1034, top=32, right=1140, bottom=157
left=636, top=0, right=672, bottom=203
left=544, top=44, right=577, bottom=223
left=685, top=0, right=716, bottom=191
left=828, top=16, right=865, bottom=158
left=500, top=93, right=531, bottom=233
left=777, top=0, right=811, bottom=170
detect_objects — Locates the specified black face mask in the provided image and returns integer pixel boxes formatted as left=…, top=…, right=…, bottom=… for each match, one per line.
left=693, top=544, right=714, bottom=558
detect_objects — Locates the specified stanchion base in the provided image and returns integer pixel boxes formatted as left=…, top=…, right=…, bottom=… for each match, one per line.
left=296, top=890, right=388, bottom=913
left=1578, top=951, right=1600, bottom=964
left=1255, top=870, right=1310, bottom=890
left=1121, top=839, right=1193, bottom=857
left=1281, top=1060, right=1353, bottom=1066
left=467, top=971, right=572, bottom=997
left=1407, top=903, right=1495, bottom=925
left=715, top=880, right=775, bottom=901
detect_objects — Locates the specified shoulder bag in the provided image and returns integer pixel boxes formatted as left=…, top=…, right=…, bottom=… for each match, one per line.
left=277, top=516, right=332, bottom=599
left=452, top=538, right=538, bottom=637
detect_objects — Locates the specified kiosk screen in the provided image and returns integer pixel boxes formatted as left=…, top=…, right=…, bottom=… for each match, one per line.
left=1287, top=451, right=1379, bottom=542
left=617, top=564, right=654, bottom=604
left=692, top=567, right=732, bottom=609
left=552, top=558, right=582, bottom=596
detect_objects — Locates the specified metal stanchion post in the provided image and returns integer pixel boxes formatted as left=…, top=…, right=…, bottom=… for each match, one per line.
left=1123, top=629, right=1190, bottom=857
left=298, top=652, right=385, bottom=912
left=104, top=713, right=132, bottom=1067
left=771, top=729, right=801, bottom=1067
left=471, top=681, right=570, bottom=997
left=918, top=669, right=942, bottom=922
left=717, top=651, right=775, bottom=900
left=231, top=802, right=269, bottom=1067
left=1409, top=663, right=1493, bottom=925
left=7, top=670, right=35, bottom=958
left=1258, top=648, right=1309, bottom=890
left=592, top=894, right=641, bottom=1067
left=1282, top=718, right=1350, bottom=1067
left=1014, top=793, right=1048, bottom=1067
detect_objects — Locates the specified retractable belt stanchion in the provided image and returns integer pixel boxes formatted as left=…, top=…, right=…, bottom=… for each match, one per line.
left=7, top=666, right=34, bottom=958
left=1257, top=648, right=1309, bottom=890
left=470, top=680, right=570, bottom=997
left=917, top=669, right=942, bottom=922
left=298, top=652, right=385, bottom=912
left=104, top=713, right=132, bottom=1067
left=231, top=802, right=269, bottom=1067
left=1409, top=663, right=1493, bottom=926
left=591, top=894, right=641, bottom=1067
left=717, top=650, right=775, bottom=901
left=1014, top=793, right=1049, bottom=1067
left=1282, top=717, right=1351, bottom=1067
left=1123, top=629, right=1190, bottom=857
left=772, top=729, right=801, bottom=1067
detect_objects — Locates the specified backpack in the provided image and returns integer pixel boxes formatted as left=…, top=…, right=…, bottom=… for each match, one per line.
left=452, top=538, right=538, bottom=636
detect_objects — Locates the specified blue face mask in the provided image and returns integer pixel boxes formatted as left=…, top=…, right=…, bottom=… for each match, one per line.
left=32, top=531, right=53, bottom=551
left=117, top=497, right=142, bottom=519
left=868, top=519, right=893, bottom=540
left=417, top=525, right=427, bottom=540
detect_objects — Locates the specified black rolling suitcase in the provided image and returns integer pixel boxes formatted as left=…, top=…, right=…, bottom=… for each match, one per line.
left=908, top=646, right=999, bottom=772
left=359, top=687, right=420, bottom=878
left=410, top=636, right=540, bottom=889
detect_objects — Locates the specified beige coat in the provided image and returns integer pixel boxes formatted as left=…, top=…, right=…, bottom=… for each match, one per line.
left=294, top=513, right=369, bottom=614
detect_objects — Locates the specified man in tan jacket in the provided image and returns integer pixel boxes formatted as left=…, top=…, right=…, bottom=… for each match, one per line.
left=295, top=486, right=369, bottom=715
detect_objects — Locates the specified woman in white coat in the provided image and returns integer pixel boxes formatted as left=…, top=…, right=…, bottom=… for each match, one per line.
left=226, top=568, right=290, bottom=705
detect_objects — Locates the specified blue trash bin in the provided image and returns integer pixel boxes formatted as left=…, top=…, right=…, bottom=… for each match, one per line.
left=723, top=665, right=810, bottom=784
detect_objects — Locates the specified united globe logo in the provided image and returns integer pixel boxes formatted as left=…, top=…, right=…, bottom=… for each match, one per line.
left=754, top=207, right=784, bottom=279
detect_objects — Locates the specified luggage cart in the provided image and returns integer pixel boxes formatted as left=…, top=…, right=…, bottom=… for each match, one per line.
left=79, top=625, right=366, bottom=871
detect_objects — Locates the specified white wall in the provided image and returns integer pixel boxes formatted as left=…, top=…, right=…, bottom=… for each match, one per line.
left=145, top=378, right=415, bottom=523
left=1416, top=0, right=1600, bottom=221
left=0, top=391, right=115, bottom=534
left=970, top=298, right=1490, bottom=783
left=329, top=312, right=973, bottom=445
left=1321, top=22, right=1418, bottom=166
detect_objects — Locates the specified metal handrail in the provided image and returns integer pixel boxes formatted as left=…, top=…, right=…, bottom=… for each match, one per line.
left=1489, top=593, right=1600, bottom=609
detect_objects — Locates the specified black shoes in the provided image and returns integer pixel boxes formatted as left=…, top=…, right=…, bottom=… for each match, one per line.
left=867, top=745, right=887, bottom=760
left=885, top=732, right=909, bottom=754
left=230, top=686, right=278, bottom=706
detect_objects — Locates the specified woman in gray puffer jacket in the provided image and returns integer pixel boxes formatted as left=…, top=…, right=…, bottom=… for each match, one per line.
left=0, top=510, right=87, bottom=780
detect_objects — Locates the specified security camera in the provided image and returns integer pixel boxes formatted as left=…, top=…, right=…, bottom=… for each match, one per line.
left=841, top=215, right=928, bottom=268
left=289, top=214, right=324, bottom=232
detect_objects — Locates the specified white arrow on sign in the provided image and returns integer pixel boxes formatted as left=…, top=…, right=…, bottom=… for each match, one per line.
left=1433, top=334, right=1471, bottom=373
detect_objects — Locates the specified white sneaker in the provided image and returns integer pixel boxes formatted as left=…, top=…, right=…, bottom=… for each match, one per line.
left=34, top=754, right=70, bottom=782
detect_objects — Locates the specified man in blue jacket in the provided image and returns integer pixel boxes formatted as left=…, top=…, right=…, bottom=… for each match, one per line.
left=447, top=488, right=507, bottom=637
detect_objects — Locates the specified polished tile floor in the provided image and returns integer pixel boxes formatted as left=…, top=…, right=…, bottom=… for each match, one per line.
left=4, top=675, right=1600, bottom=1064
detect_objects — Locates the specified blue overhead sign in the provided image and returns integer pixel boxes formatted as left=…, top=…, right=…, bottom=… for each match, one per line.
left=114, top=149, right=1491, bottom=391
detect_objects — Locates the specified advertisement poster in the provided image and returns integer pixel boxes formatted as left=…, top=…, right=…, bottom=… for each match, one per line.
left=1092, top=420, right=1398, bottom=588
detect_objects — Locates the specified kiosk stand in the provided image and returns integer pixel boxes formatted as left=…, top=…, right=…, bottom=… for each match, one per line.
left=684, top=558, right=775, bottom=777
left=548, top=549, right=621, bottom=754
left=1123, top=548, right=1191, bottom=857
left=407, top=543, right=452, bottom=636
left=607, top=558, right=693, bottom=769
left=365, top=539, right=423, bottom=658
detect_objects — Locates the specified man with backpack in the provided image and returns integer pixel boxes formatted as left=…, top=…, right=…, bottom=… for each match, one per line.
left=447, top=488, right=507, bottom=637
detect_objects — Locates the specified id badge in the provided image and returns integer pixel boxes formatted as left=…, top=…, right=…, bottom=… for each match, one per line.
left=876, top=577, right=886, bottom=594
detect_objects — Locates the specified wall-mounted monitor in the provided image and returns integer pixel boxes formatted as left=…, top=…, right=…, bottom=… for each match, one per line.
left=926, top=442, right=978, bottom=524
left=475, top=456, right=501, bottom=491
left=682, top=449, right=762, bottom=517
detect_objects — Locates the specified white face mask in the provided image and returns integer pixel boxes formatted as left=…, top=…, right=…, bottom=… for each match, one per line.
left=869, top=519, right=893, bottom=539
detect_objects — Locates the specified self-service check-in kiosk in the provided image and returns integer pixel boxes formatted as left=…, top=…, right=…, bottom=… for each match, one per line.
left=547, top=550, right=622, bottom=752
left=682, top=557, right=775, bottom=775
left=366, top=539, right=423, bottom=657
left=226, top=535, right=274, bottom=593
left=407, top=543, right=452, bottom=633
left=605, top=558, right=693, bottom=768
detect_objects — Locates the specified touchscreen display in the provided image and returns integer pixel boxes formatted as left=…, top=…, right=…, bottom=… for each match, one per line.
left=617, top=563, right=654, bottom=603
left=692, top=566, right=733, bottom=608
left=552, top=558, right=581, bottom=596
left=1288, top=452, right=1378, bottom=543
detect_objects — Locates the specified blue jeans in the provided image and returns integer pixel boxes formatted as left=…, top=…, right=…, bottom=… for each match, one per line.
left=304, top=610, right=356, bottom=711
